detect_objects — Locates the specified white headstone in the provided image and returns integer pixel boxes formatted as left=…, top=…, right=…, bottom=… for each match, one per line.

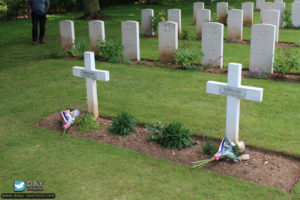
left=122, top=21, right=140, bottom=61
left=88, top=20, right=105, bottom=53
left=250, top=24, right=276, bottom=74
left=141, top=9, right=154, bottom=36
left=260, top=2, right=274, bottom=21
left=256, top=0, right=265, bottom=10
left=292, top=2, right=300, bottom=27
left=194, top=2, right=205, bottom=24
left=274, top=2, right=285, bottom=28
left=202, top=22, right=224, bottom=68
left=262, top=9, right=280, bottom=43
left=227, top=9, right=243, bottom=40
left=206, top=63, right=263, bottom=144
left=73, top=52, right=110, bottom=118
left=158, top=21, right=178, bottom=63
left=59, top=20, right=75, bottom=50
left=217, top=2, right=228, bottom=23
left=196, top=9, right=211, bottom=39
left=168, top=9, right=181, bottom=34
left=242, top=2, right=254, bottom=25
left=261, top=2, right=285, bottom=28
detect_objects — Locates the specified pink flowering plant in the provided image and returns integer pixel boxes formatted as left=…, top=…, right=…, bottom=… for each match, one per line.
left=247, top=67, right=269, bottom=79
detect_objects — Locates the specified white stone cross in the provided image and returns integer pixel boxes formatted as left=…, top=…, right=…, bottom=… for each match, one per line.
left=206, top=63, right=263, bottom=145
left=73, top=52, right=109, bottom=118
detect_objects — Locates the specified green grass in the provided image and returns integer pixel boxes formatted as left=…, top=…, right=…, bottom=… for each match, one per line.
left=1, top=0, right=300, bottom=199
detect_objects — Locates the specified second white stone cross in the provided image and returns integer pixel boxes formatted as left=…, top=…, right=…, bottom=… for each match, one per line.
left=73, top=52, right=110, bottom=118
left=206, top=63, right=263, bottom=146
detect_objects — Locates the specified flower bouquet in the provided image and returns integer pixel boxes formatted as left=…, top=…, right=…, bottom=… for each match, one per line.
left=192, top=136, right=249, bottom=168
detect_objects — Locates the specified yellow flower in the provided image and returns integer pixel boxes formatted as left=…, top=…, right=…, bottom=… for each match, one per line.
left=160, top=17, right=165, bottom=21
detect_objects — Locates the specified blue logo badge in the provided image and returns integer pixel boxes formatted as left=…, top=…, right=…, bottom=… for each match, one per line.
left=14, top=181, right=25, bottom=192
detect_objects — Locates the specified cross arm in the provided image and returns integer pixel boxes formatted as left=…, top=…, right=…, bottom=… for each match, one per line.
left=73, top=66, right=110, bottom=81
left=206, top=81, right=263, bottom=102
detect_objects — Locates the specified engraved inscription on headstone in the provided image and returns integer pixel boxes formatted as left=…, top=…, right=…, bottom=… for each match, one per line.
left=219, top=86, right=247, bottom=99
left=80, top=70, right=97, bottom=79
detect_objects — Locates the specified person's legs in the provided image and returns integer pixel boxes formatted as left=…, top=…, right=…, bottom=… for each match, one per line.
left=31, top=13, right=38, bottom=44
left=39, top=14, right=46, bottom=43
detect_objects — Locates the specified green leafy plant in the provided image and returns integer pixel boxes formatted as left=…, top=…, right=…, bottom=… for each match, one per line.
left=108, top=111, right=136, bottom=136
left=138, top=60, right=147, bottom=65
left=122, top=58, right=132, bottom=65
left=49, top=49, right=65, bottom=59
left=151, top=10, right=166, bottom=34
left=108, top=55, right=122, bottom=63
left=295, top=40, right=300, bottom=47
left=274, top=47, right=300, bottom=78
left=202, top=139, right=218, bottom=156
left=284, top=8, right=293, bottom=28
left=67, top=39, right=89, bottom=59
left=98, top=40, right=122, bottom=60
left=174, top=48, right=203, bottom=70
left=246, top=67, right=269, bottom=79
left=75, top=113, right=102, bottom=132
left=148, top=121, right=194, bottom=149
left=180, top=29, right=189, bottom=40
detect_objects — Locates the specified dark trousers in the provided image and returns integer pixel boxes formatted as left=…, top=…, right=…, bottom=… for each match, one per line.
left=32, top=13, right=46, bottom=42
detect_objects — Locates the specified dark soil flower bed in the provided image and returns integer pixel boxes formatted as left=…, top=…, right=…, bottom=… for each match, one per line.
left=37, top=112, right=300, bottom=193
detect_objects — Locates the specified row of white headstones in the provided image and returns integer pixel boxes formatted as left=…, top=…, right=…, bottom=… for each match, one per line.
left=73, top=51, right=263, bottom=148
left=59, top=1, right=299, bottom=75
left=60, top=16, right=276, bottom=74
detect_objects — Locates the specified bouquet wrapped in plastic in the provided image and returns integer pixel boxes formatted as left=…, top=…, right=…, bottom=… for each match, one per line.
left=192, top=136, right=249, bottom=168
left=60, top=109, right=80, bottom=131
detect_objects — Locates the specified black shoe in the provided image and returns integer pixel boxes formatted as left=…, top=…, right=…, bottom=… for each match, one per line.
left=32, top=41, right=37, bottom=45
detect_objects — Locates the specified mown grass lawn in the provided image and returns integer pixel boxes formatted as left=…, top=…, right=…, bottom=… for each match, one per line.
left=0, top=0, right=300, bottom=199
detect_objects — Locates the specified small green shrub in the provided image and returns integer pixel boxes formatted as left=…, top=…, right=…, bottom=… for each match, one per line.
left=108, top=55, right=122, bottom=63
left=202, top=139, right=218, bottom=156
left=67, top=39, right=89, bottom=59
left=108, top=111, right=136, bottom=136
left=186, top=65, right=202, bottom=71
left=75, top=113, right=102, bottom=132
left=98, top=40, right=122, bottom=60
left=274, top=48, right=300, bottom=78
left=247, top=67, right=269, bottom=79
left=123, top=58, right=132, bottom=65
left=174, top=48, right=202, bottom=70
left=148, top=121, right=194, bottom=149
left=284, top=8, right=293, bottom=28
left=49, top=49, right=65, bottom=59
left=180, top=29, right=189, bottom=40
left=295, top=40, right=300, bottom=47
left=151, top=10, right=166, bottom=34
